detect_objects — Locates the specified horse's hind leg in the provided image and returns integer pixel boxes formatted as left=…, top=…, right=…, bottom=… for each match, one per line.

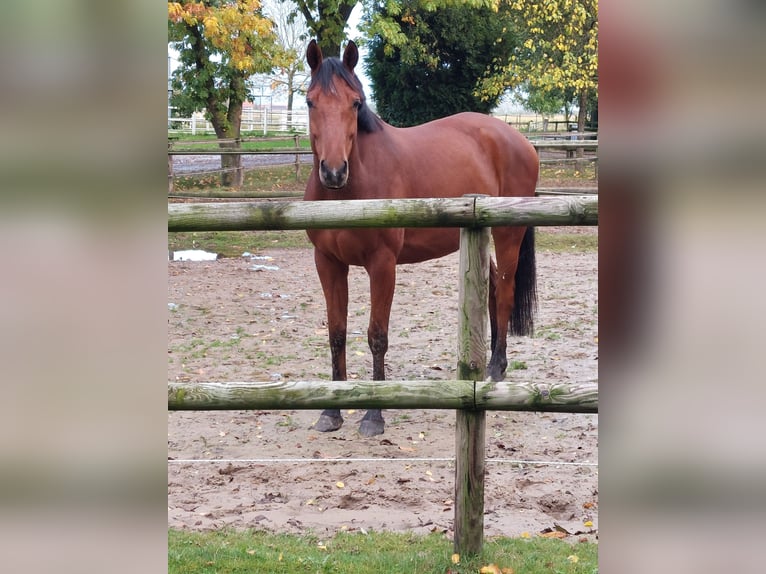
left=313, top=249, right=349, bottom=432
left=488, top=258, right=498, bottom=354
left=487, top=227, right=531, bottom=381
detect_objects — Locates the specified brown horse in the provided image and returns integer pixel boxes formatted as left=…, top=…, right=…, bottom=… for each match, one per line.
left=305, top=40, right=538, bottom=436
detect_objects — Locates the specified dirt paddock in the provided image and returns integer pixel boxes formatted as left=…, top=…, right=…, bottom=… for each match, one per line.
left=168, top=230, right=598, bottom=540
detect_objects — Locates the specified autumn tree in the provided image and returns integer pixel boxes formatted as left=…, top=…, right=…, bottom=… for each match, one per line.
left=168, top=1, right=282, bottom=187
left=479, top=0, right=598, bottom=133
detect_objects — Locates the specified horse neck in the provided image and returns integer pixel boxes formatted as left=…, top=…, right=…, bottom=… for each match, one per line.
left=350, top=122, right=392, bottom=171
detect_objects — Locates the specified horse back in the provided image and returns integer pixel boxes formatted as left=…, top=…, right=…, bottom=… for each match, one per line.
left=381, top=112, right=538, bottom=201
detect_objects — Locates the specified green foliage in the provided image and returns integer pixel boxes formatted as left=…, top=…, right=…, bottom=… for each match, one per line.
left=515, top=82, right=568, bottom=117
left=289, top=0, right=358, bottom=57
left=365, top=2, right=518, bottom=126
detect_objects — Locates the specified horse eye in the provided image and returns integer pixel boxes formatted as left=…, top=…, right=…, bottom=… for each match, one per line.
left=306, top=99, right=314, bottom=109
left=353, top=100, right=362, bottom=111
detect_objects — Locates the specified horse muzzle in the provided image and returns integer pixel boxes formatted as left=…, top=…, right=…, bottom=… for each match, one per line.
left=319, top=159, right=349, bottom=189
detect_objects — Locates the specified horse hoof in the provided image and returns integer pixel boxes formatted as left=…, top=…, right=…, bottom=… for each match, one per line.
left=358, top=419, right=385, bottom=437
left=313, top=414, right=344, bottom=432
left=486, top=365, right=506, bottom=382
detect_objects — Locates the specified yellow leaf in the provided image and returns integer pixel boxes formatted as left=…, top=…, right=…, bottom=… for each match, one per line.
left=336, top=481, right=345, bottom=489
left=480, top=565, right=502, bottom=574
left=567, top=555, right=579, bottom=563
left=502, top=568, right=515, bottom=574
left=584, top=520, right=594, bottom=528
left=520, top=531, right=531, bottom=538
left=246, top=549, right=256, bottom=555
left=451, top=553, right=460, bottom=564
left=278, top=552, right=283, bottom=561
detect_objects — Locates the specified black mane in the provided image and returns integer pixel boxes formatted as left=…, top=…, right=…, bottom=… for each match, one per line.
left=309, top=57, right=383, bottom=134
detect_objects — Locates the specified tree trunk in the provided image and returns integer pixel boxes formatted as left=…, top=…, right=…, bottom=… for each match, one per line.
left=220, top=141, right=243, bottom=189
left=215, top=76, right=245, bottom=189
left=575, top=88, right=589, bottom=161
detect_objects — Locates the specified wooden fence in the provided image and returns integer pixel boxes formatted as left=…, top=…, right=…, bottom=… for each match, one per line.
left=167, top=195, right=598, bottom=555
left=167, top=137, right=598, bottom=194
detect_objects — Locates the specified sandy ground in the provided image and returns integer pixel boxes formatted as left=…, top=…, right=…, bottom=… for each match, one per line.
left=168, top=233, right=598, bottom=540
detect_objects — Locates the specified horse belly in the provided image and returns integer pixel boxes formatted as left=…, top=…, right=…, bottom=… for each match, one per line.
left=397, top=228, right=460, bottom=264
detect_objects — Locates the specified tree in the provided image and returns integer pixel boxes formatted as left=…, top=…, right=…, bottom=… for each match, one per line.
left=286, top=0, right=358, bottom=57
left=365, top=3, right=517, bottom=126
left=168, top=1, right=282, bottom=187
left=479, top=0, right=598, bottom=135
left=514, top=82, right=567, bottom=130
left=261, top=0, right=311, bottom=128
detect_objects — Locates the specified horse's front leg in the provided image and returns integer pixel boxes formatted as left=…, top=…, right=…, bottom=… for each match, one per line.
left=313, top=249, right=349, bottom=432
left=359, top=253, right=397, bottom=437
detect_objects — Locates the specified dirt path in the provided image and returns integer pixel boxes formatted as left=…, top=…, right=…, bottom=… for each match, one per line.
left=168, top=237, right=598, bottom=539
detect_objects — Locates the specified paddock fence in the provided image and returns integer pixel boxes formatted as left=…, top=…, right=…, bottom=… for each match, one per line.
left=167, top=194, right=599, bottom=555
left=167, top=136, right=598, bottom=195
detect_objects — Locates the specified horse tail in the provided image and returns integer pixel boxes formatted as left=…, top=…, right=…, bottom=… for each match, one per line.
left=510, top=226, right=537, bottom=336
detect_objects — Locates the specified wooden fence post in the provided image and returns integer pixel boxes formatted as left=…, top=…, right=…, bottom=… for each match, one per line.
left=454, top=206, right=490, bottom=556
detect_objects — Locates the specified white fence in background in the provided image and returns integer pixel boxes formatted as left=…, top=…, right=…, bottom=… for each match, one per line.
left=168, top=108, right=592, bottom=136
left=168, top=108, right=309, bottom=135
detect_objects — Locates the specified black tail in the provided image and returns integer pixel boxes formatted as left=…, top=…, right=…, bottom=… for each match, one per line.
left=510, top=227, right=537, bottom=336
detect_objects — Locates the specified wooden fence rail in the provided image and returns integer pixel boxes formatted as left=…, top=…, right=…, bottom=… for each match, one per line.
left=168, top=195, right=598, bottom=232
left=167, top=196, right=598, bottom=555
left=168, top=379, right=598, bottom=412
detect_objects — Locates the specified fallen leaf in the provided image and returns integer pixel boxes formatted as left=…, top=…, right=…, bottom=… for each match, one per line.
left=246, top=549, right=256, bottom=555
left=584, top=520, right=594, bottom=528
left=399, top=446, right=416, bottom=453
left=520, top=532, right=531, bottom=538
left=451, top=553, right=460, bottom=564
left=540, top=531, right=567, bottom=539
left=335, top=481, right=345, bottom=489
left=502, top=568, right=515, bottom=574
left=567, top=555, right=579, bottom=563
left=480, top=564, right=502, bottom=574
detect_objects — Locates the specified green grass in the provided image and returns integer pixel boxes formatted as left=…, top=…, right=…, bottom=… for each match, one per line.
left=535, top=232, right=598, bottom=252
left=172, top=164, right=310, bottom=193
left=168, top=230, right=311, bottom=256
left=168, top=229, right=594, bottom=257
left=168, top=529, right=597, bottom=574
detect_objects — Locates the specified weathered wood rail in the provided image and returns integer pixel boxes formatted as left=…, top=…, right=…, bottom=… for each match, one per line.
left=167, top=196, right=598, bottom=555
left=168, top=195, right=598, bottom=232
left=168, top=379, right=598, bottom=412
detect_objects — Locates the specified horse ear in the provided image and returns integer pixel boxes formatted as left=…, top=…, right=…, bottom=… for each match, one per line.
left=307, top=39, right=322, bottom=73
left=343, top=41, right=358, bottom=71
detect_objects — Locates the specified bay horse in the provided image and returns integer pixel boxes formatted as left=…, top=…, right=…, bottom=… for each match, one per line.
left=305, top=40, right=538, bottom=436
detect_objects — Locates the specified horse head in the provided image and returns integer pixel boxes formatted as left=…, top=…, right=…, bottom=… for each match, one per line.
left=306, top=39, right=380, bottom=189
